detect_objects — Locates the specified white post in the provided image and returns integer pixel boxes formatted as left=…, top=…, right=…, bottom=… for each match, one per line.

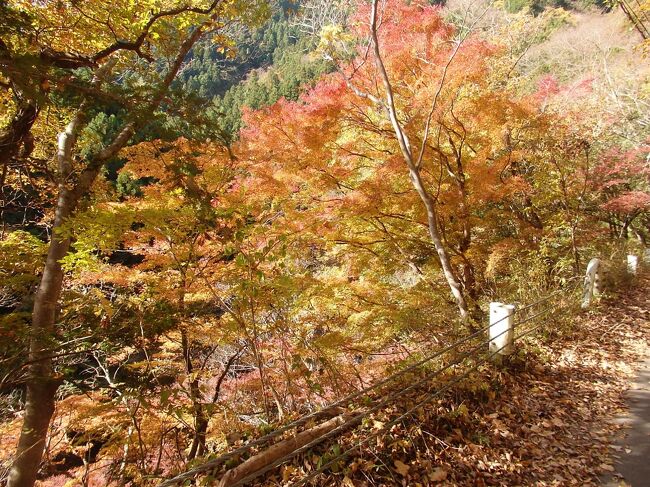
left=489, top=302, right=514, bottom=360
left=627, top=254, right=638, bottom=275
left=582, top=258, right=601, bottom=309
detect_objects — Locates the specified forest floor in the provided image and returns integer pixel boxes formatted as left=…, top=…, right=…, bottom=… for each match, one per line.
left=264, top=272, right=650, bottom=486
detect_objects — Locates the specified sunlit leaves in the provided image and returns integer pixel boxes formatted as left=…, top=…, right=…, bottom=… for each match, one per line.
left=0, top=231, right=47, bottom=306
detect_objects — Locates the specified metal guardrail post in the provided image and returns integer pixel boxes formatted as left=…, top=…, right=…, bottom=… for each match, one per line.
left=489, top=302, right=514, bottom=362
left=582, top=258, right=601, bottom=309
left=627, top=254, right=638, bottom=275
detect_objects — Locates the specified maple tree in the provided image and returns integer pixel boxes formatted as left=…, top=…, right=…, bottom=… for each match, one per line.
left=241, top=0, right=586, bottom=323
left=593, top=142, right=650, bottom=242
left=58, top=136, right=335, bottom=477
left=0, top=0, right=648, bottom=485
left=0, top=2, right=270, bottom=486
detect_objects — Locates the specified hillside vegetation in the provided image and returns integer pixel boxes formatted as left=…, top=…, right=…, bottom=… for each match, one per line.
left=0, top=0, right=648, bottom=485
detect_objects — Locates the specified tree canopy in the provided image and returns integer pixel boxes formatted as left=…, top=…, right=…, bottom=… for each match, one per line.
left=0, top=0, right=648, bottom=485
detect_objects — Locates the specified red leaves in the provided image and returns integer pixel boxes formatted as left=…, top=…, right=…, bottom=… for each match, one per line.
left=537, top=75, right=562, bottom=101
left=602, top=190, right=650, bottom=214
left=534, top=74, right=595, bottom=104
left=593, top=141, right=650, bottom=216
left=351, top=0, right=455, bottom=65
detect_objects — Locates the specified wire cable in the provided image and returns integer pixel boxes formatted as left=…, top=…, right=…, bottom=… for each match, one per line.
left=291, top=312, right=564, bottom=487
left=158, top=280, right=578, bottom=486
left=230, top=298, right=571, bottom=486
left=159, top=318, right=502, bottom=485
left=247, top=332, right=520, bottom=487
left=164, top=324, right=515, bottom=487
left=226, top=325, right=523, bottom=487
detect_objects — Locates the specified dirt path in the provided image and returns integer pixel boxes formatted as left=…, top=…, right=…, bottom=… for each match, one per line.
left=522, top=271, right=650, bottom=487
left=602, top=341, right=650, bottom=486
left=608, top=356, right=650, bottom=486
left=568, top=272, right=650, bottom=487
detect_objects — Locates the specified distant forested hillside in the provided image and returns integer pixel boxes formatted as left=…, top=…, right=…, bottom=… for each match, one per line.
left=178, top=0, right=334, bottom=142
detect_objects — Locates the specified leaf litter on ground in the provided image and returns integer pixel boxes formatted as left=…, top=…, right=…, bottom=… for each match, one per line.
left=251, top=273, right=649, bottom=486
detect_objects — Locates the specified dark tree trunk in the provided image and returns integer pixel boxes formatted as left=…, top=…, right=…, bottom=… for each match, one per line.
left=181, top=325, right=208, bottom=461
left=0, top=102, right=39, bottom=172
left=0, top=38, right=40, bottom=177
left=618, top=0, right=650, bottom=39
left=6, top=188, right=74, bottom=487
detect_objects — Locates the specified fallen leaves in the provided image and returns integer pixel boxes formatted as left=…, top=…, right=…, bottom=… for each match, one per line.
left=429, top=467, right=448, bottom=482
left=393, top=459, right=409, bottom=476
left=341, top=476, right=355, bottom=487
left=253, top=276, right=649, bottom=486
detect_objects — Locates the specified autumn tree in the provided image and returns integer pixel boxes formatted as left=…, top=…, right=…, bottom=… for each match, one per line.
left=64, top=135, right=334, bottom=470
left=119, top=139, right=245, bottom=460
left=593, top=141, right=650, bottom=243
left=0, top=2, right=269, bottom=486
left=243, top=0, right=565, bottom=323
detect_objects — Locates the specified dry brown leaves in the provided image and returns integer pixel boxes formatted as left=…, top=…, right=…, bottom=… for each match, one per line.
left=259, top=274, right=649, bottom=486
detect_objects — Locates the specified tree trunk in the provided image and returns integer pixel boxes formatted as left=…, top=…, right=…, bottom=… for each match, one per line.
left=217, top=412, right=353, bottom=487
left=413, top=171, right=470, bottom=321
left=366, top=0, right=469, bottom=321
left=7, top=188, right=74, bottom=487
left=0, top=101, right=39, bottom=171
left=6, top=378, right=60, bottom=487
left=571, top=223, right=581, bottom=274
left=452, top=157, right=478, bottom=303
left=182, top=325, right=208, bottom=461
left=186, top=348, right=244, bottom=460
left=0, top=40, right=40, bottom=175
left=618, top=0, right=649, bottom=39
left=188, top=414, right=208, bottom=460
left=179, top=279, right=208, bottom=461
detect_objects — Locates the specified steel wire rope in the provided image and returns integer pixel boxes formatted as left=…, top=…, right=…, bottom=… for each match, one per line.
left=228, top=291, right=579, bottom=487
left=225, top=324, right=526, bottom=487
left=161, top=324, right=515, bottom=487
left=290, top=309, right=569, bottom=487
left=514, top=308, right=566, bottom=341
left=158, top=279, right=578, bottom=486
left=158, top=317, right=511, bottom=486
left=513, top=306, right=553, bottom=327
left=159, top=324, right=500, bottom=486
